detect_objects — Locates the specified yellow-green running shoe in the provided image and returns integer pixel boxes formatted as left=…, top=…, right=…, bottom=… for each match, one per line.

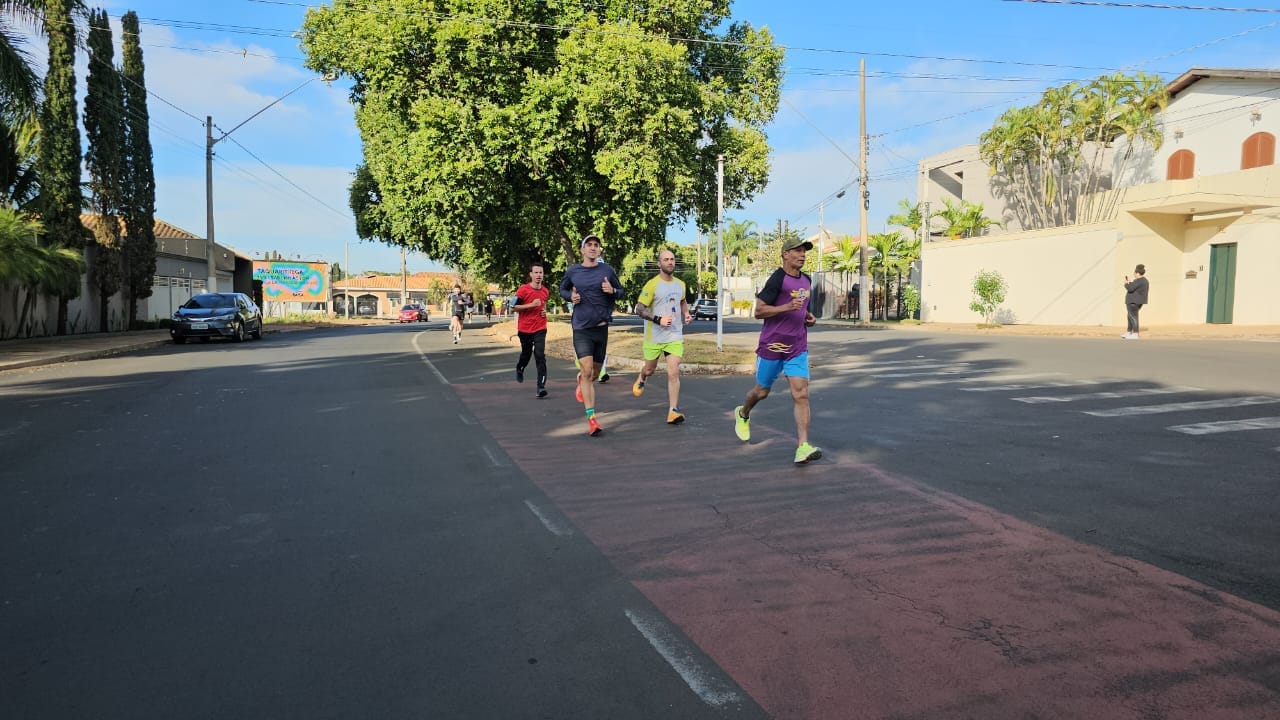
left=734, top=406, right=750, bottom=442
left=794, top=443, right=822, bottom=464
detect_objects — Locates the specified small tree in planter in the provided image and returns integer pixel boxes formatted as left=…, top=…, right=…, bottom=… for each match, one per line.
left=968, top=269, right=1007, bottom=326
left=900, top=284, right=921, bottom=323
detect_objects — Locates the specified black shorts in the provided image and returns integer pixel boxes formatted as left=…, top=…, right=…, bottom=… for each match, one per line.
left=572, top=325, right=609, bottom=364
left=452, top=311, right=466, bottom=320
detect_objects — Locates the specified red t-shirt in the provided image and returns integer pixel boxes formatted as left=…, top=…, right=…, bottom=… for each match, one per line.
left=515, top=283, right=550, bottom=334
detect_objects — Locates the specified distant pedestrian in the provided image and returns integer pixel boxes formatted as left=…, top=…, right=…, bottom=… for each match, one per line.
left=1122, top=264, right=1149, bottom=340
left=733, top=236, right=822, bottom=464
left=631, top=248, right=692, bottom=425
left=512, top=262, right=550, bottom=398
left=560, top=234, right=624, bottom=437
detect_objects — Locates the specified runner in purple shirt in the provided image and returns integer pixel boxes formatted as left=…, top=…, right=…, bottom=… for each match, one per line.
left=732, top=236, right=822, bottom=464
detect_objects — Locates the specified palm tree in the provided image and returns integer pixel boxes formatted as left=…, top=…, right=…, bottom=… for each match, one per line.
left=894, top=234, right=921, bottom=319
left=0, top=208, right=83, bottom=336
left=936, top=198, right=1002, bottom=239
left=867, top=231, right=906, bottom=320
left=0, top=1, right=44, bottom=120
left=720, top=218, right=757, bottom=277
left=886, top=198, right=924, bottom=239
left=831, top=235, right=859, bottom=318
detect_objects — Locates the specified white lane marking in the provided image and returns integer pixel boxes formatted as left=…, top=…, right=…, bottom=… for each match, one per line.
left=831, top=361, right=970, bottom=374
left=1169, top=416, right=1280, bottom=435
left=1013, top=386, right=1203, bottom=404
left=411, top=332, right=450, bottom=385
left=873, top=368, right=995, bottom=379
left=483, top=444, right=506, bottom=467
left=906, top=372, right=1064, bottom=387
left=458, top=413, right=477, bottom=426
left=1084, top=395, right=1280, bottom=417
left=524, top=500, right=573, bottom=537
left=963, top=378, right=1109, bottom=392
left=624, top=608, right=743, bottom=708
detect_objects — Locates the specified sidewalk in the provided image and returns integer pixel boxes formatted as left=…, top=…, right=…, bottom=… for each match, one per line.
left=4, top=319, right=1279, bottom=374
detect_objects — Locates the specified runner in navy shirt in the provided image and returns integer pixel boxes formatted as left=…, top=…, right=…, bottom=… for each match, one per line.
left=560, top=234, right=623, bottom=436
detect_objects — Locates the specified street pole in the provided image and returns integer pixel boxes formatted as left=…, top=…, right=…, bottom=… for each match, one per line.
left=716, top=154, right=725, bottom=352
left=857, top=58, right=870, bottom=326
left=344, top=241, right=351, bottom=319
left=205, top=116, right=216, bottom=293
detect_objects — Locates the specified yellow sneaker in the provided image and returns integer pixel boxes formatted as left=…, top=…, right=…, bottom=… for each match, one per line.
left=734, top=406, right=750, bottom=442
left=794, top=443, right=822, bottom=464
left=632, top=377, right=645, bottom=397
left=667, top=408, right=685, bottom=425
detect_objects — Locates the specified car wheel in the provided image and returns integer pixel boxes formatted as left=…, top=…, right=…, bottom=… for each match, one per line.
left=232, top=320, right=246, bottom=342
left=173, top=336, right=186, bottom=344
left=251, top=320, right=262, bottom=340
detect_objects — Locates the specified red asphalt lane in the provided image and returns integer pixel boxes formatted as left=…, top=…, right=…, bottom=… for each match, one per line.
left=455, top=378, right=1280, bottom=719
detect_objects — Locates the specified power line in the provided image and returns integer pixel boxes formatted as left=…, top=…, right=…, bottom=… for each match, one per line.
left=221, top=136, right=351, bottom=220
left=1003, top=0, right=1280, bottom=11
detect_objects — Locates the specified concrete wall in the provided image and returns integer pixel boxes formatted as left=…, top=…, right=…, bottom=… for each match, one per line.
left=920, top=224, right=1121, bottom=325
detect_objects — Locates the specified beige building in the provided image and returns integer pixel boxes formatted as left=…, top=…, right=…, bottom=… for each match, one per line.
left=918, top=68, right=1280, bottom=327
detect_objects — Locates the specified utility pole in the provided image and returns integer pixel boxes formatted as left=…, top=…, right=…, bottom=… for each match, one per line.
left=344, top=242, right=350, bottom=319
left=400, top=245, right=408, bottom=309
left=205, top=116, right=217, bottom=293
left=857, top=58, right=870, bottom=326
left=716, top=154, right=725, bottom=352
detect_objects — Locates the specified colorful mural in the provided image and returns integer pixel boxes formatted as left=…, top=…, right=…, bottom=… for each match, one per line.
left=253, top=261, right=330, bottom=303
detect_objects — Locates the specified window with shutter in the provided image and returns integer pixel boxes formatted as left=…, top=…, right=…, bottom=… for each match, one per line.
left=1167, top=149, right=1195, bottom=180
left=1241, top=132, right=1275, bottom=170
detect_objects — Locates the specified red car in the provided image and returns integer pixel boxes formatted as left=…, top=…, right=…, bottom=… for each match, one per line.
left=398, top=303, right=429, bottom=323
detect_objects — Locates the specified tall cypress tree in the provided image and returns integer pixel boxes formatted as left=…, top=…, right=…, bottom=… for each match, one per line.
left=35, top=0, right=88, bottom=335
left=84, top=8, right=125, bottom=332
left=120, top=10, right=155, bottom=328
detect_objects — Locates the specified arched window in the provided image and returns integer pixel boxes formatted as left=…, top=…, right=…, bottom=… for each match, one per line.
left=1167, top=149, right=1195, bottom=180
left=1241, top=132, right=1275, bottom=170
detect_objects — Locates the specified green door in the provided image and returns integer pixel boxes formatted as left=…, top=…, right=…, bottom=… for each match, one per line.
left=1206, top=243, right=1237, bottom=324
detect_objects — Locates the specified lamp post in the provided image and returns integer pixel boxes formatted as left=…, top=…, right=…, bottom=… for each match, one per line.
left=716, top=154, right=725, bottom=352
left=204, top=75, right=333, bottom=293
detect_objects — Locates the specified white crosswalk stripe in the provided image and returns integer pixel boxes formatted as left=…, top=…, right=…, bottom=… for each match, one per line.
left=873, top=367, right=995, bottom=379
left=1012, top=386, right=1203, bottom=404
left=907, top=372, right=1065, bottom=387
left=847, top=357, right=1280, bottom=439
left=1168, top=416, right=1280, bottom=435
left=1083, top=396, right=1280, bottom=417
left=962, top=378, right=1109, bottom=392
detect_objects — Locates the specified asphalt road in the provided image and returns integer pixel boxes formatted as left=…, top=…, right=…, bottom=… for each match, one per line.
left=3, top=319, right=1279, bottom=719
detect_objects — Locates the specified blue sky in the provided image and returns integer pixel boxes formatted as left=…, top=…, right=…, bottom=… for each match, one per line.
left=71, top=1, right=1280, bottom=273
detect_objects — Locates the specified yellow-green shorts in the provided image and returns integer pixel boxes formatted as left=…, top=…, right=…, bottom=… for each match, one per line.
left=643, top=340, right=684, bottom=361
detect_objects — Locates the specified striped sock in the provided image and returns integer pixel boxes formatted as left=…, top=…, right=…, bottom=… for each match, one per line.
left=585, top=407, right=595, bottom=419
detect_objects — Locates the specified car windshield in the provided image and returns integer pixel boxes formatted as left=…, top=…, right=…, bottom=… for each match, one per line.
left=183, top=294, right=235, bottom=309
left=401, top=305, right=415, bottom=311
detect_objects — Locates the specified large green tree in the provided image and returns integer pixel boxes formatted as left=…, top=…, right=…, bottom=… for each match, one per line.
left=302, top=0, right=783, bottom=288
left=120, top=10, right=156, bottom=328
left=84, top=7, right=125, bottom=332
left=35, top=0, right=87, bottom=334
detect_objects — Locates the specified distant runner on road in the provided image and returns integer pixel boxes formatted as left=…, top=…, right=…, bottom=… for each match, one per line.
left=631, top=247, right=692, bottom=425
left=560, top=234, right=623, bottom=437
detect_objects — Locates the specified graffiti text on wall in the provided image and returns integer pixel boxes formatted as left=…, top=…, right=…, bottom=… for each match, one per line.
left=253, top=261, right=330, bottom=303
